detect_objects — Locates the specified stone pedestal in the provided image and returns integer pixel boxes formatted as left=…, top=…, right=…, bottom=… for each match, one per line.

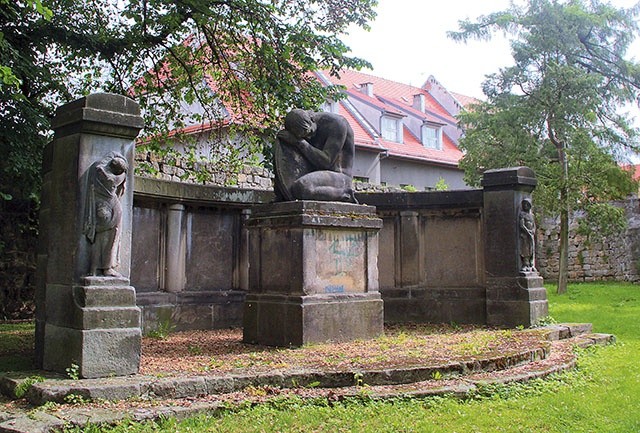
left=243, top=201, right=383, bottom=347
left=482, top=167, right=549, bottom=327
left=43, top=277, right=141, bottom=378
left=35, top=93, right=143, bottom=377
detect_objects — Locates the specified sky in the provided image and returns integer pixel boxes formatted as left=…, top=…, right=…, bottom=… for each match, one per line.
left=342, top=0, right=640, bottom=117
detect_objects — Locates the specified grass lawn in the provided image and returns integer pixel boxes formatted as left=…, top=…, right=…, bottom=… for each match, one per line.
left=0, top=321, right=35, bottom=372
left=26, top=283, right=640, bottom=432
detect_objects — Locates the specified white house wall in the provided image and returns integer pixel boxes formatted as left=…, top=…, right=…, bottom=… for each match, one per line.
left=353, top=149, right=382, bottom=184
left=381, top=158, right=467, bottom=190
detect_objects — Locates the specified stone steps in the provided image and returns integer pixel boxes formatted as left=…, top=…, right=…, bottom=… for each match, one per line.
left=0, top=324, right=615, bottom=433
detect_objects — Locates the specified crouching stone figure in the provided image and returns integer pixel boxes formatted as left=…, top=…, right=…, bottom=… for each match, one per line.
left=274, top=109, right=357, bottom=203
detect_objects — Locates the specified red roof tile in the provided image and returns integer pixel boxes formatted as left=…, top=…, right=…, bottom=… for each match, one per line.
left=378, top=127, right=462, bottom=167
left=317, top=70, right=463, bottom=166
left=323, top=69, right=456, bottom=124
left=450, top=92, right=481, bottom=109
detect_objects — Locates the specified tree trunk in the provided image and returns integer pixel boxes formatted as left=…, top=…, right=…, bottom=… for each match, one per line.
left=557, top=143, right=569, bottom=294
left=558, top=196, right=569, bottom=294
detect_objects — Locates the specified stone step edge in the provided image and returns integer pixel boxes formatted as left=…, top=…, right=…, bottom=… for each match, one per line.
left=0, top=332, right=614, bottom=433
left=0, top=322, right=595, bottom=407
left=11, top=345, right=549, bottom=406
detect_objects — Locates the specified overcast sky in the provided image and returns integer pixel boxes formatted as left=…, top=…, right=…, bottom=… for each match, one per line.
left=342, top=0, right=640, bottom=120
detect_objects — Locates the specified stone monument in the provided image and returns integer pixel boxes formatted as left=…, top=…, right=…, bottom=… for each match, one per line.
left=35, top=93, right=144, bottom=378
left=243, top=109, right=383, bottom=346
left=482, top=167, right=548, bottom=327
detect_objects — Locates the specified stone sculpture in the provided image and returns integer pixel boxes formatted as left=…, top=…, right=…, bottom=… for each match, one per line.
left=84, top=152, right=128, bottom=277
left=519, top=198, right=536, bottom=272
left=273, top=109, right=357, bottom=203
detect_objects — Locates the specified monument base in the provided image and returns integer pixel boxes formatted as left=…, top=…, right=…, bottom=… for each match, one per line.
left=244, top=293, right=383, bottom=347
left=486, top=274, right=548, bottom=327
left=243, top=201, right=383, bottom=347
left=42, top=277, right=141, bottom=378
left=382, top=286, right=486, bottom=324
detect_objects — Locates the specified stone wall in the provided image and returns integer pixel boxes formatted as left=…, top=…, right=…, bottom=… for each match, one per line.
left=536, top=197, right=640, bottom=283
left=135, top=153, right=273, bottom=190
left=130, top=167, right=549, bottom=332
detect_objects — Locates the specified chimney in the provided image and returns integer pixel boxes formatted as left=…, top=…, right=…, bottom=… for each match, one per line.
left=413, top=94, right=425, bottom=112
left=360, top=82, right=374, bottom=97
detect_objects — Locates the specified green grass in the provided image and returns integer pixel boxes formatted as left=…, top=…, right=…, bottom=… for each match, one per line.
left=40, top=283, right=640, bottom=431
left=0, top=321, right=34, bottom=372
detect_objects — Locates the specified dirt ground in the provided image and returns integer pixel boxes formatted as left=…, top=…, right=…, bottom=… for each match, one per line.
left=140, top=324, right=549, bottom=376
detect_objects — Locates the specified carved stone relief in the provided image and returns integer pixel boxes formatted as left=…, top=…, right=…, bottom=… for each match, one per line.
left=84, top=152, right=128, bottom=277
left=519, top=198, right=536, bottom=273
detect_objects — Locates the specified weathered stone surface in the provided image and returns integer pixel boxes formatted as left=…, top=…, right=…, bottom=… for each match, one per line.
left=244, top=293, right=383, bottom=347
left=0, top=412, right=64, bottom=433
left=37, top=93, right=143, bottom=377
left=244, top=201, right=382, bottom=347
left=482, top=168, right=548, bottom=327
left=383, top=287, right=487, bottom=324
left=42, top=324, right=141, bottom=379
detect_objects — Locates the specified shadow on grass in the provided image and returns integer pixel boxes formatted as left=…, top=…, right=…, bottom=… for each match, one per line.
left=0, top=321, right=35, bottom=372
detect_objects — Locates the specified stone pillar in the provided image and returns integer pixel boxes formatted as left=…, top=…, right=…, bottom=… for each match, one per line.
left=243, top=201, right=383, bottom=347
left=35, top=93, right=144, bottom=378
left=398, top=211, right=423, bottom=286
left=482, top=167, right=548, bottom=327
left=237, top=209, right=251, bottom=291
left=165, top=204, right=186, bottom=293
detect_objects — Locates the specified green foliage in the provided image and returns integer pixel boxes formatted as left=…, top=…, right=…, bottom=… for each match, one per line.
left=434, top=177, right=449, bottom=191
left=532, top=315, right=558, bottom=328
left=14, top=375, right=44, bottom=398
left=0, top=321, right=35, bottom=371
left=0, top=0, right=378, bottom=201
left=401, top=184, right=417, bottom=192
left=63, top=282, right=640, bottom=433
left=146, top=319, right=175, bottom=339
left=66, top=363, right=80, bottom=380
left=450, top=0, right=640, bottom=291
left=63, top=393, right=89, bottom=405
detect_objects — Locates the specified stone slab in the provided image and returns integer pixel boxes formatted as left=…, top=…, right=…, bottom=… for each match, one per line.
left=243, top=293, right=383, bottom=347
left=383, top=287, right=487, bottom=324
left=42, top=325, right=141, bottom=379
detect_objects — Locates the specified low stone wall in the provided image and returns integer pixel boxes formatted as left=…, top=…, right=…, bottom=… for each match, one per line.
left=536, top=197, right=640, bottom=283
left=130, top=167, right=549, bottom=333
left=132, top=177, right=273, bottom=333
left=135, top=153, right=274, bottom=190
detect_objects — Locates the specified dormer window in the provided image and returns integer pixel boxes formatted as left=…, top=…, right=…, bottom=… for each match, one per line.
left=381, top=115, right=403, bottom=143
left=321, top=100, right=338, bottom=113
left=422, top=124, right=442, bottom=150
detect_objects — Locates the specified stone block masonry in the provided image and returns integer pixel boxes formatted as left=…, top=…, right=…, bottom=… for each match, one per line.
left=537, top=197, right=640, bottom=283
left=35, top=93, right=144, bottom=378
left=243, top=201, right=384, bottom=347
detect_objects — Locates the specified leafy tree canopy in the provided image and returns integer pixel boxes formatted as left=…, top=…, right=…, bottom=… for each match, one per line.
left=0, top=0, right=377, bottom=201
left=449, top=0, right=640, bottom=292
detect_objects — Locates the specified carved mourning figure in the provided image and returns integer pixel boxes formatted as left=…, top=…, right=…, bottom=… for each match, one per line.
left=273, top=109, right=357, bottom=203
left=84, top=152, right=128, bottom=277
left=519, top=198, right=536, bottom=272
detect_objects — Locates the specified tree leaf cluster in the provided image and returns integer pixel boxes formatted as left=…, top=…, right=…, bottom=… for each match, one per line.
left=0, top=0, right=378, bottom=200
left=451, top=0, right=640, bottom=291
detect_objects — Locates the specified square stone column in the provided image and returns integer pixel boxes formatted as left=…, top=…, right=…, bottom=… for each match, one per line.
left=35, top=93, right=144, bottom=378
left=482, top=167, right=548, bottom=327
left=243, top=201, right=383, bottom=347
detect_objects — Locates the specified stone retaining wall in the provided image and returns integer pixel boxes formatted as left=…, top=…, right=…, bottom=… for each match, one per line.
left=135, top=153, right=273, bottom=190
left=536, top=197, right=640, bottom=283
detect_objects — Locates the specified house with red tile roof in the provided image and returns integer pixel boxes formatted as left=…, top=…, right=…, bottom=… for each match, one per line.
left=152, top=67, right=475, bottom=190
left=314, top=70, right=471, bottom=190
